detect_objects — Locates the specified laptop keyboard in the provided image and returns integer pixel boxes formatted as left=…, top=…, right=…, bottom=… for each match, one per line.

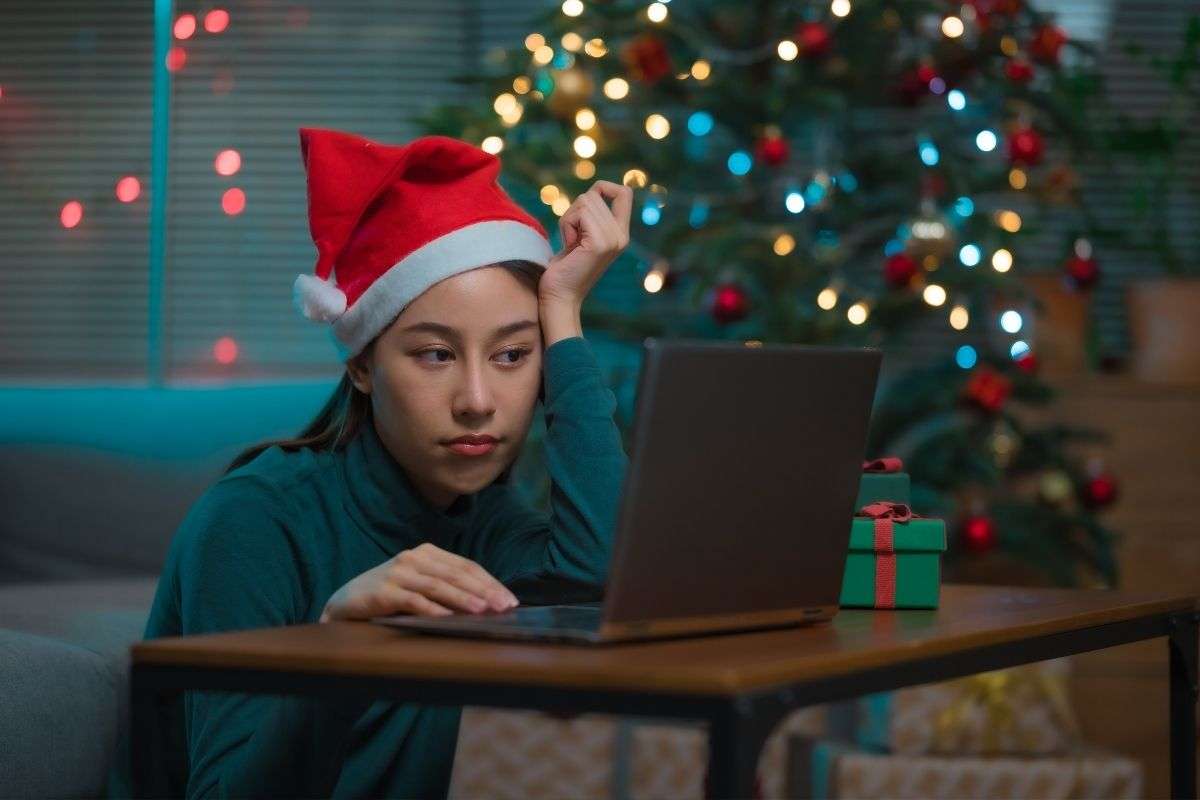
left=486, top=603, right=603, bottom=631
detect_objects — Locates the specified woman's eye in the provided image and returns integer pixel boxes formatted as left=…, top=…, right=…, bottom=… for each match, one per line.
left=414, top=347, right=531, bottom=366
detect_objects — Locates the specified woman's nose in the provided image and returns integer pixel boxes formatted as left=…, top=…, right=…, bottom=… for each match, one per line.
left=452, top=364, right=496, bottom=418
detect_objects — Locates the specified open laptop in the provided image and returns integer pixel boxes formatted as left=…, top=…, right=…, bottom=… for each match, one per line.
left=373, top=337, right=882, bottom=644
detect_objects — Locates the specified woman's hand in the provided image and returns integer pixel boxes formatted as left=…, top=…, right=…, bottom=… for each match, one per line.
left=318, top=543, right=519, bottom=622
left=539, top=180, right=633, bottom=312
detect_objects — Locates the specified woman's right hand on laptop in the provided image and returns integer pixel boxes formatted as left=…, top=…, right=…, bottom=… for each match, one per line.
left=319, top=543, right=520, bottom=622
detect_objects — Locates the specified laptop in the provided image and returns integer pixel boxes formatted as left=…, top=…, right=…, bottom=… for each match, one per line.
left=373, top=337, right=882, bottom=644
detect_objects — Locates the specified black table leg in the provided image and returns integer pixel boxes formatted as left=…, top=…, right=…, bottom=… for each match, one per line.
left=130, top=664, right=171, bottom=799
left=1170, top=612, right=1199, bottom=800
left=706, top=696, right=791, bottom=799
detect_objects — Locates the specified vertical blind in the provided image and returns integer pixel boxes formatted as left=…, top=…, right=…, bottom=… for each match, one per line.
left=0, top=0, right=1193, bottom=382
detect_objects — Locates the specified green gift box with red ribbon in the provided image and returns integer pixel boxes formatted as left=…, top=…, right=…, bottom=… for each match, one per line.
left=839, top=501, right=946, bottom=609
left=857, top=456, right=910, bottom=508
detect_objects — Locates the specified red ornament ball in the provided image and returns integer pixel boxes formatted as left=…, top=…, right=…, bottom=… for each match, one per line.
left=794, top=22, right=832, bottom=59
left=710, top=282, right=750, bottom=324
left=884, top=253, right=919, bottom=289
left=622, top=34, right=672, bottom=84
left=1015, top=351, right=1039, bottom=374
left=963, top=366, right=1013, bottom=414
left=1005, top=58, right=1035, bottom=84
left=1081, top=473, right=1119, bottom=509
left=1030, top=25, right=1068, bottom=64
left=1064, top=254, right=1100, bottom=291
left=755, top=134, right=790, bottom=167
left=961, top=515, right=999, bottom=553
left=1008, top=126, right=1044, bottom=167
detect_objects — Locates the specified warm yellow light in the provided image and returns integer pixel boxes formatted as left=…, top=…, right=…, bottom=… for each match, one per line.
left=992, top=248, right=1013, bottom=272
left=996, top=210, right=1022, bottom=233
left=533, top=45, right=554, bottom=65
left=575, top=107, right=596, bottom=130
left=552, top=195, right=571, bottom=216
left=949, top=305, right=969, bottom=330
left=1008, top=168, right=1027, bottom=190
left=561, top=32, right=583, bottom=52
left=773, top=234, right=795, bottom=256
left=1000, top=36, right=1019, bottom=56
left=831, top=0, right=851, bottom=17
left=777, top=40, right=798, bottom=61
left=525, top=33, right=545, bottom=52
left=691, top=60, right=711, bottom=80
left=584, top=38, right=607, bottom=57
left=561, top=0, right=584, bottom=18
left=573, top=134, right=597, bottom=158
left=647, top=2, right=668, bottom=23
left=818, top=288, right=839, bottom=310
left=645, top=113, right=670, bottom=139
left=923, top=284, right=948, bottom=306
left=493, top=93, right=518, bottom=115
left=512, top=76, right=531, bottom=94
left=643, top=270, right=665, bottom=293
left=481, top=136, right=504, bottom=154
left=942, top=16, right=964, bottom=37
left=603, top=77, right=629, bottom=99
left=500, top=106, right=523, bottom=126
left=847, top=302, right=869, bottom=325
left=574, top=160, right=596, bottom=180
left=540, top=184, right=560, bottom=205
left=623, top=169, right=648, bottom=188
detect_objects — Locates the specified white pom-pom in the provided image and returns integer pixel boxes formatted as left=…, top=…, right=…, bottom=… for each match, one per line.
left=293, top=273, right=347, bottom=322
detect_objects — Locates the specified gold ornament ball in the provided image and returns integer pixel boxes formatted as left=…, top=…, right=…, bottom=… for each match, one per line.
left=1040, top=470, right=1073, bottom=505
left=546, top=67, right=594, bottom=118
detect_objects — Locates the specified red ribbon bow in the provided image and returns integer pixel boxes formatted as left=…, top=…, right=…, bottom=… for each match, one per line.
left=855, top=501, right=920, bottom=609
left=862, top=456, right=904, bottom=473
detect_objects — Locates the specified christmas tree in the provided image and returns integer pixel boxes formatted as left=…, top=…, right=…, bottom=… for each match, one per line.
left=418, top=0, right=1122, bottom=587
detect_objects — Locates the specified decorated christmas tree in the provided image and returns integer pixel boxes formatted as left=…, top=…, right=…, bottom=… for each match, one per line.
left=418, top=0, right=1122, bottom=587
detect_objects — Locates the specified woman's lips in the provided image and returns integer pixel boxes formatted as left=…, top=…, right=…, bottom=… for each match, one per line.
left=445, top=441, right=497, bottom=456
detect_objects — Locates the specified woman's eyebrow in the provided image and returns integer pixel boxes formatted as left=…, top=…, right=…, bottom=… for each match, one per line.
left=398, top=320, right=539, bottom=340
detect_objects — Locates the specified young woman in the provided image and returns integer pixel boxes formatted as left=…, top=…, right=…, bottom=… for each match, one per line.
left=109, top=129, right=632, bottom=798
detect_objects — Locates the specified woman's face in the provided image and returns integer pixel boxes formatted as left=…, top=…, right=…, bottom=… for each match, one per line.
left=348, top=266, right=543, bottom=511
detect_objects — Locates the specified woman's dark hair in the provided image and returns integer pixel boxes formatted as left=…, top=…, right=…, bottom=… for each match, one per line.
left=222, top=259, right=544, bottom=475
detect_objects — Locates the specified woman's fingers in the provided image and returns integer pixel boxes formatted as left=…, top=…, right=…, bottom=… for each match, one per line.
left=404, top=556, right=515, bottom=611
left=380, top=583, right=455, bottom=617
left=390, top=565, right=497, bottom=614
left=587, top=180, right=633, bottom=233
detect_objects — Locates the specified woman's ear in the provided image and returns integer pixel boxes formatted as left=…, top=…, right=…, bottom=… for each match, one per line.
left=346, top=352, right=372, bottom=394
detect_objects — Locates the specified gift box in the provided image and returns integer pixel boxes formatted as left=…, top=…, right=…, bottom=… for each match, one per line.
left=448, top=706, right=826, bottom=800
left=802, top=739, right=1141, bottom=800
left=857, top=457, right=910, bottom=508
left=839, top=502, right=946, bottom=609
left=856, top=658, right=1081, bottom=756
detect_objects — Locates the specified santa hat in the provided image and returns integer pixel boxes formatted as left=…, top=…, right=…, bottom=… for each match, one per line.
left=292, top=127, right=554, bottom=359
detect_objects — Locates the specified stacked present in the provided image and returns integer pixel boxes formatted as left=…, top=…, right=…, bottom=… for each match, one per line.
left=842, top=457, right=946, bottom=609
left=801, top=650, right=1143, bottom=798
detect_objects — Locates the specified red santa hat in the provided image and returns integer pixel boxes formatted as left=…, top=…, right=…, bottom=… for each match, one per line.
left=292, top=127, right=554, bottom=359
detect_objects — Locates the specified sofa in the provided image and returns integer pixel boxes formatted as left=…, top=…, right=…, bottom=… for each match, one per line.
left=0, top=382, right=335, bottom=797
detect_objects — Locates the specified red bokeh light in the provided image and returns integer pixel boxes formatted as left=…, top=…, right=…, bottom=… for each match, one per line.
left=204, top=9, right=230, bottom=34
left=60, top=201, right=84, bottom=229
left=174, top=14, right=197, bottom=40
left=222, top=188, right=246, bottom=215
left=213, top=337, right=239, bottom=365
left=214, top=149, right=241, bottom=176
left=115, top=176, right=141, bottom=203
left=166, top=47, right=187, bottom=72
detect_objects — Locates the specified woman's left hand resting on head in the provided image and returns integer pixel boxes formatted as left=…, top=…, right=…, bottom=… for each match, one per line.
left=538, top=180, right=633, bottom=347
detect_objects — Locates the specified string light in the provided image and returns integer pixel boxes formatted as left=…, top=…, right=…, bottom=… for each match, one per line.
left=996, top=210, right=1022, bottom=232
left=203, top=9, right=230, bottom=34
left=573, top=134, right=597, bottom=158
left=533, top=45, right=554, bottom=65
left=552, top=195, right=571, bottom=215
left=493, top=93, right=518, bottom=115
left=773, top=233, right=795, bottom=256
left=525, top=33, right=545, bottom=51
left=214, top=149, right=241, bottom=176
left=818, top=287, right=838, bottom=310
left=777, top=40, right=799, bottom=61
left=115, top=177, right=141, bottom=203
left=992, top=248, right=1013, bottom=272
left=623, top=169, right=648, bottom=187
left=690, top=60, right=711, bottom=80
left=584, top=38, right=607, bottom=57
left=1000, top=310, right=1023, bottom=333
left=923, top=284, right=947, bottom=306
left=645, top=113, right=670, bottom=139
left=1008, top=168, right=1027, bottom=189
left=574, top=160, right=595, bottom=179
left=540, top=184, right=560, bottom=204
left=831, top=0, right=852, bottom=18
left=481, top=136, right=503, bottom=154
left=174, top=13, right=197, bottom=39
left=603, top=77, right=629, bottom=99
left=561, top=0, right=584, bottom=18
left=941, top=16, right=964, bottom=37
left=647, top=2, right=668, bottom=23
left=561, top=32, right=583, bottom=51
left=975, top=130, right=998, bottom=151
left=949, top=304, right=969, bottom=330
left=213, top=337, right=238, bottom=365
left=644, top=262, right=668, bottom=293
left=847, top=302, right=869, bottom=325
left=956, top=345, right=977, bottom=369
left=222, top=188, right=246, bottom=215
left=60, top=201, right=83, bottom=229
left=575, top=107, right=596, bottom=130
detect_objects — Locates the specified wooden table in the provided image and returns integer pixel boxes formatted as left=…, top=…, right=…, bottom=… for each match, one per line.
left=130, top=585, right=1199, bottom=799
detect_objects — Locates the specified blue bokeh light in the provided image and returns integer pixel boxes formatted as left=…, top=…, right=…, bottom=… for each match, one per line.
left=956, top=345, right=978, bottom=370
left=727, top=150, right=752, bottom=175
left=959, top=244, right=982, bottom=267
left=687, top=111, right=714, bottom=136
left=954, top=196, right=975, bottom=217
left=641, top=204, right=661, bottom=225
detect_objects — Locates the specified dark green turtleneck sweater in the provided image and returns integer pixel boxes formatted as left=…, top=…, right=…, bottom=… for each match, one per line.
left=108, top=335, right=628, bottom=799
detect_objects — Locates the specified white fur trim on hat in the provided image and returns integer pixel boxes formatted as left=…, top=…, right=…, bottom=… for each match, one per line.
left=293, top=272, right=348, bottom=322
left=332, top=219, right=553, bottom=359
